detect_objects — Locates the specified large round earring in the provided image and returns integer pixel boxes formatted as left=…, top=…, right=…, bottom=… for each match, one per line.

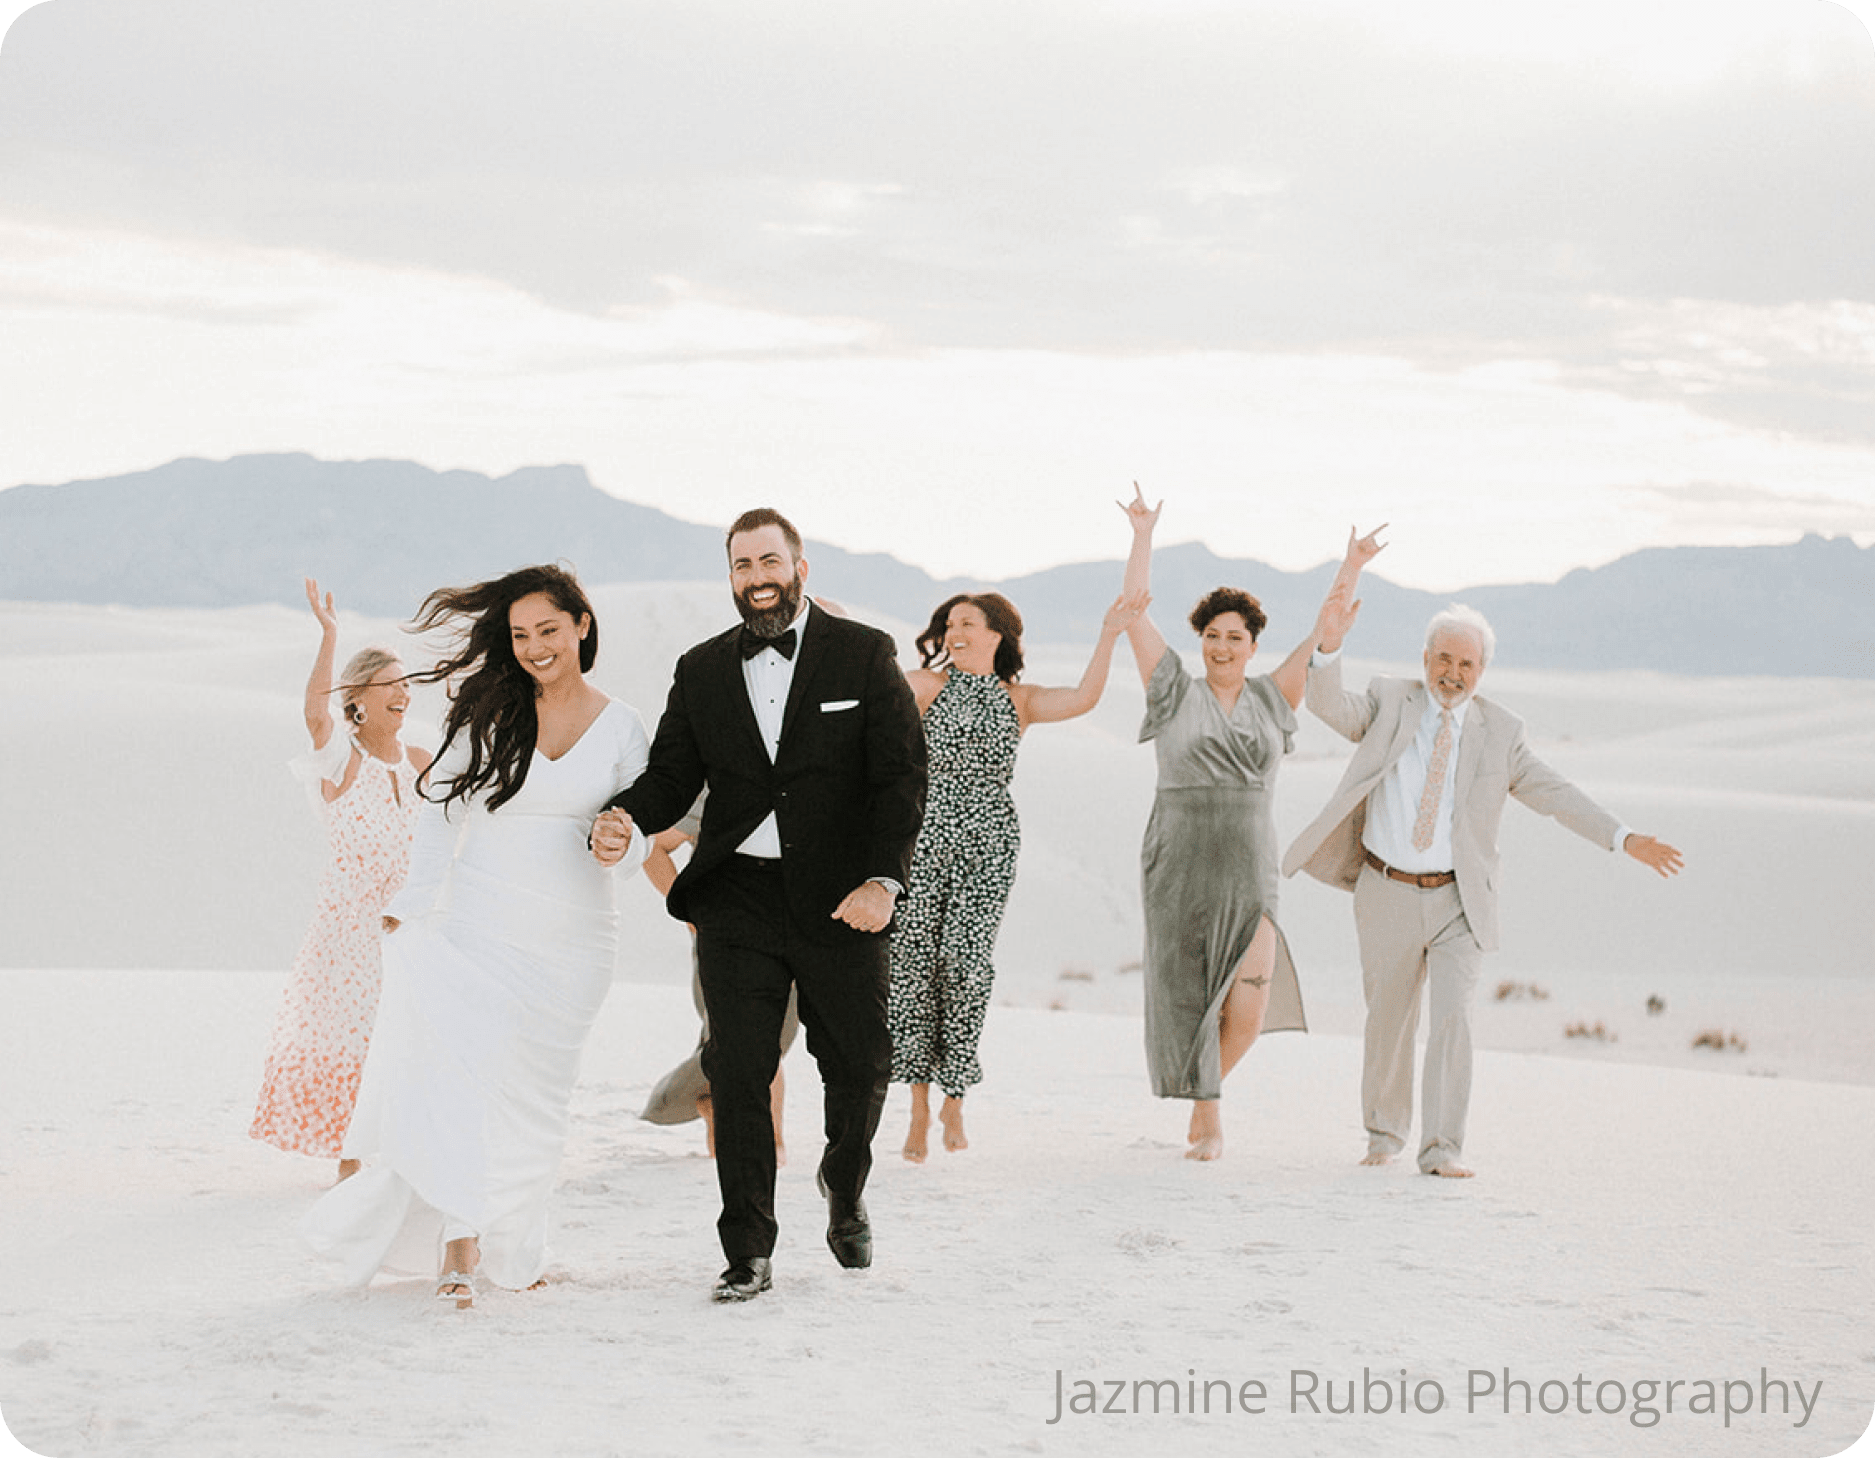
left=347, top=702, right=366, bottom=725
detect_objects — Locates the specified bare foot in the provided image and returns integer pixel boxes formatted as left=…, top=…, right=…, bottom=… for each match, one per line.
left=1185, top=1100, right=1222, bottom=1160
left=336, top=1158, right=361, bottom=1182
left=1359, top=1149, right=1395, bottom=1167
left=939, top=1096, right=968, bottom=1153
left=1425, top=1162, right=1475, bottom=1179
left=902, top=1083, right=932, bottom=1163
left=439, top=1235, right=479, bottom=1310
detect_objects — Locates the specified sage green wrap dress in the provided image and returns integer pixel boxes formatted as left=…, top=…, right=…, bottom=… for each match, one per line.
left=1138, top=647, right=1307, bottom=1099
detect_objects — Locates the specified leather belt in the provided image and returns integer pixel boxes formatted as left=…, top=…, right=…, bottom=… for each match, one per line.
left=1363, top=848, right=1456, bottom=889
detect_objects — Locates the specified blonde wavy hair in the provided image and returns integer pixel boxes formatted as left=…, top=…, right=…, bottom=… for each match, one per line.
left=338, top=646, right=402, bottom=723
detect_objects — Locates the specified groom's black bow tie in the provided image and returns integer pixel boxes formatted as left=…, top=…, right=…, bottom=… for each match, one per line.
left=739, top=625, right=798, bottom=661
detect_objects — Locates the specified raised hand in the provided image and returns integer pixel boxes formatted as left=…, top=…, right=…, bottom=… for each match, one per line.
left=1117, top=481, right=1162, bottom=536
left=1344, top=523, right=1388, bottom=570
left=304, top=577, right=339, bottom=636
left=1315, top=524, right=1386, bottom=654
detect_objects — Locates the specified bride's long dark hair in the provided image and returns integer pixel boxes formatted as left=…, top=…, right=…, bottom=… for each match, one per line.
left=407, top=563, right=599, bottom=811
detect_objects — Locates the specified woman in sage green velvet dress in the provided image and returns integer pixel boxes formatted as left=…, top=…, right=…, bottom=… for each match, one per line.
left=1118, top=487, right=1384, bottom=1159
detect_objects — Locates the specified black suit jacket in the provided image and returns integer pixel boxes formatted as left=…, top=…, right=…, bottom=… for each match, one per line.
left=607, top=604, right=927, bottom=942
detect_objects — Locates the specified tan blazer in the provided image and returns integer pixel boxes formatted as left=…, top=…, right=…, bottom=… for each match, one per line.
left=1280, top=657, right=1620, bottom=953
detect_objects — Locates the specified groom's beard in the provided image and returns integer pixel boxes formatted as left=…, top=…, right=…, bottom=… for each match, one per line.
left=734, top=569, right=805, bottom=638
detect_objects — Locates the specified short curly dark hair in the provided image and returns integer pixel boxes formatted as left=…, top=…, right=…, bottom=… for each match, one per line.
left=1188, top=587, right=1266, bottom=640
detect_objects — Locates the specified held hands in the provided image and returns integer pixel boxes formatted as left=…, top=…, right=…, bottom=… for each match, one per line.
left=832, top=880, right=896, bottom=934
left=1313, top=583, right=1361, bottom=655
left=591, top=808, right=635, bottom=866
left=1101, top=588, right=1151, bottom=635
left=1118, top=481, right=1162, bottom=536
left=1623, top=834, right=1685, bottom=878
left=305, top=577, right=339, bottom=636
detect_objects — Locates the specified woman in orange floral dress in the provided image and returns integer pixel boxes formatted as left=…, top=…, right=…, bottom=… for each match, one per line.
left=250, top=578, right=432, bottom=1181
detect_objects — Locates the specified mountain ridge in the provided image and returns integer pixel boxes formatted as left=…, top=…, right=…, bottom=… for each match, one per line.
left=2, top=453, right=1869, bottom=678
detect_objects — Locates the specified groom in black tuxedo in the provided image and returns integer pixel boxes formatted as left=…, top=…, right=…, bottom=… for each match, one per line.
left=592, top=508, right=926, bottom=1301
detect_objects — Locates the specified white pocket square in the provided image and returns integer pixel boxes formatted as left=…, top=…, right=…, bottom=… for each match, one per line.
left=820, top=699, right=859, bottom=712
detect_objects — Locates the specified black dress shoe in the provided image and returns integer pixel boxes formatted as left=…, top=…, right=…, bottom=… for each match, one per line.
left=711, top=1256, right=772, bottom=1303
left=816, top=1170, right=872, bottom=1270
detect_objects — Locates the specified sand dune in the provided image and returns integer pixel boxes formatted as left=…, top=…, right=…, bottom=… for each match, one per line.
left=3, top=591, right=1868, bottom=1081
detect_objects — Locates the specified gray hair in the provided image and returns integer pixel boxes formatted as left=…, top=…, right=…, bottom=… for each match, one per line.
left=1424, top=604, right=1495, bottom=667
left=338, top=646, right=402, bottom=720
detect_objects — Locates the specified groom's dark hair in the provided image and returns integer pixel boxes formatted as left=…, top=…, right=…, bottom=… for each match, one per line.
left=726, top=507, right=803, bottom=562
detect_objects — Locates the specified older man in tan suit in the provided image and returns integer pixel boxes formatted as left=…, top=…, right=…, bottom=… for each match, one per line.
left=1283, top=557, right=1682, bottom=1178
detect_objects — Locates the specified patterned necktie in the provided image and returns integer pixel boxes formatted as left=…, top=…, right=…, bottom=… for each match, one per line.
left=1411, top=708, right=1455, bottom=852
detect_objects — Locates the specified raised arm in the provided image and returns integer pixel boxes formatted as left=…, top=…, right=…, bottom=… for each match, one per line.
left=1266, top=632, right=1316, bottom=712
left=1118, top=483, right=1169, bottom=685
left=1276, top=524, right=1388, bottom=709
left=302, top=577, right=340, bottom=749
left=1313, top=524, right=1387, bottom=656
left=1012, top=590, right=1150, bottom=729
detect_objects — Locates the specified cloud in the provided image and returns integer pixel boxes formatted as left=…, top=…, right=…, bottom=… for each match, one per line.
left=1624, top=480, right=1875, bottom=536
left=1548, top=297, right=1875, bottom=445
left=2, top=0, right=1868, bottom=355
left=3, top=0, right=1872, bottom=578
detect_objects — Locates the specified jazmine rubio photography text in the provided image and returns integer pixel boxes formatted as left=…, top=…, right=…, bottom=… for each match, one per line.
left=1044, top=1366, right=1825, bottom=1431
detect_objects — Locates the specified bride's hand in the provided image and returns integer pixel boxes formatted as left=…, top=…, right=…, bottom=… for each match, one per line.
left=591, top=809, right=635, bottom=866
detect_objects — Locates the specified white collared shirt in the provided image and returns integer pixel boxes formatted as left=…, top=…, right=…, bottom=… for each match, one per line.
left=735, top=598, right=812, bottom=858
left=1364, top=692, right=1472, bottom=874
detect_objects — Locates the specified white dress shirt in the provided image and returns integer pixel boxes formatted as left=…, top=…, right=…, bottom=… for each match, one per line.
left=1363, top=693, right=1471, bottom=873
left=1310, top=647, right=1630, bottom=864
left=735, top=598, right=812, bottom=858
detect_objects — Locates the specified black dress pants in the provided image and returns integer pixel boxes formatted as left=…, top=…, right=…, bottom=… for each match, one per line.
left=692, top=856, right=891, bottom=1261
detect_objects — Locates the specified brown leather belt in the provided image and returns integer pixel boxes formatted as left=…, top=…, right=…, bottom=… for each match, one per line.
left=1363, top=849, right=1456, bottom=889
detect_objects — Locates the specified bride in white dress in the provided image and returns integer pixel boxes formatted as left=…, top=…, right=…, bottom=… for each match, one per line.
left=300, top=564, right=649, bottom=1306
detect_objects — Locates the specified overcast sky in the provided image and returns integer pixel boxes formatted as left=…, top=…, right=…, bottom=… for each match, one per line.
left=1, top=0, right=1871, bottom=588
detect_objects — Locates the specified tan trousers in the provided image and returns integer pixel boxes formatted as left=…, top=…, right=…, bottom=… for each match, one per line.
left=1353, top=864, right=1484, bottom=1172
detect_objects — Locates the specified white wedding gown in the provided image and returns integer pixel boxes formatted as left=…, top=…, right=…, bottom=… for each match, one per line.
left=299, top=698, right=649, bottom=1289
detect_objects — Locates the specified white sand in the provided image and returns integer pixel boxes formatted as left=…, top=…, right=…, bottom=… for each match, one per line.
left=2, top=591, right=1873, bottom=1456
left=3, top=975, right=1872, bottom=1457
